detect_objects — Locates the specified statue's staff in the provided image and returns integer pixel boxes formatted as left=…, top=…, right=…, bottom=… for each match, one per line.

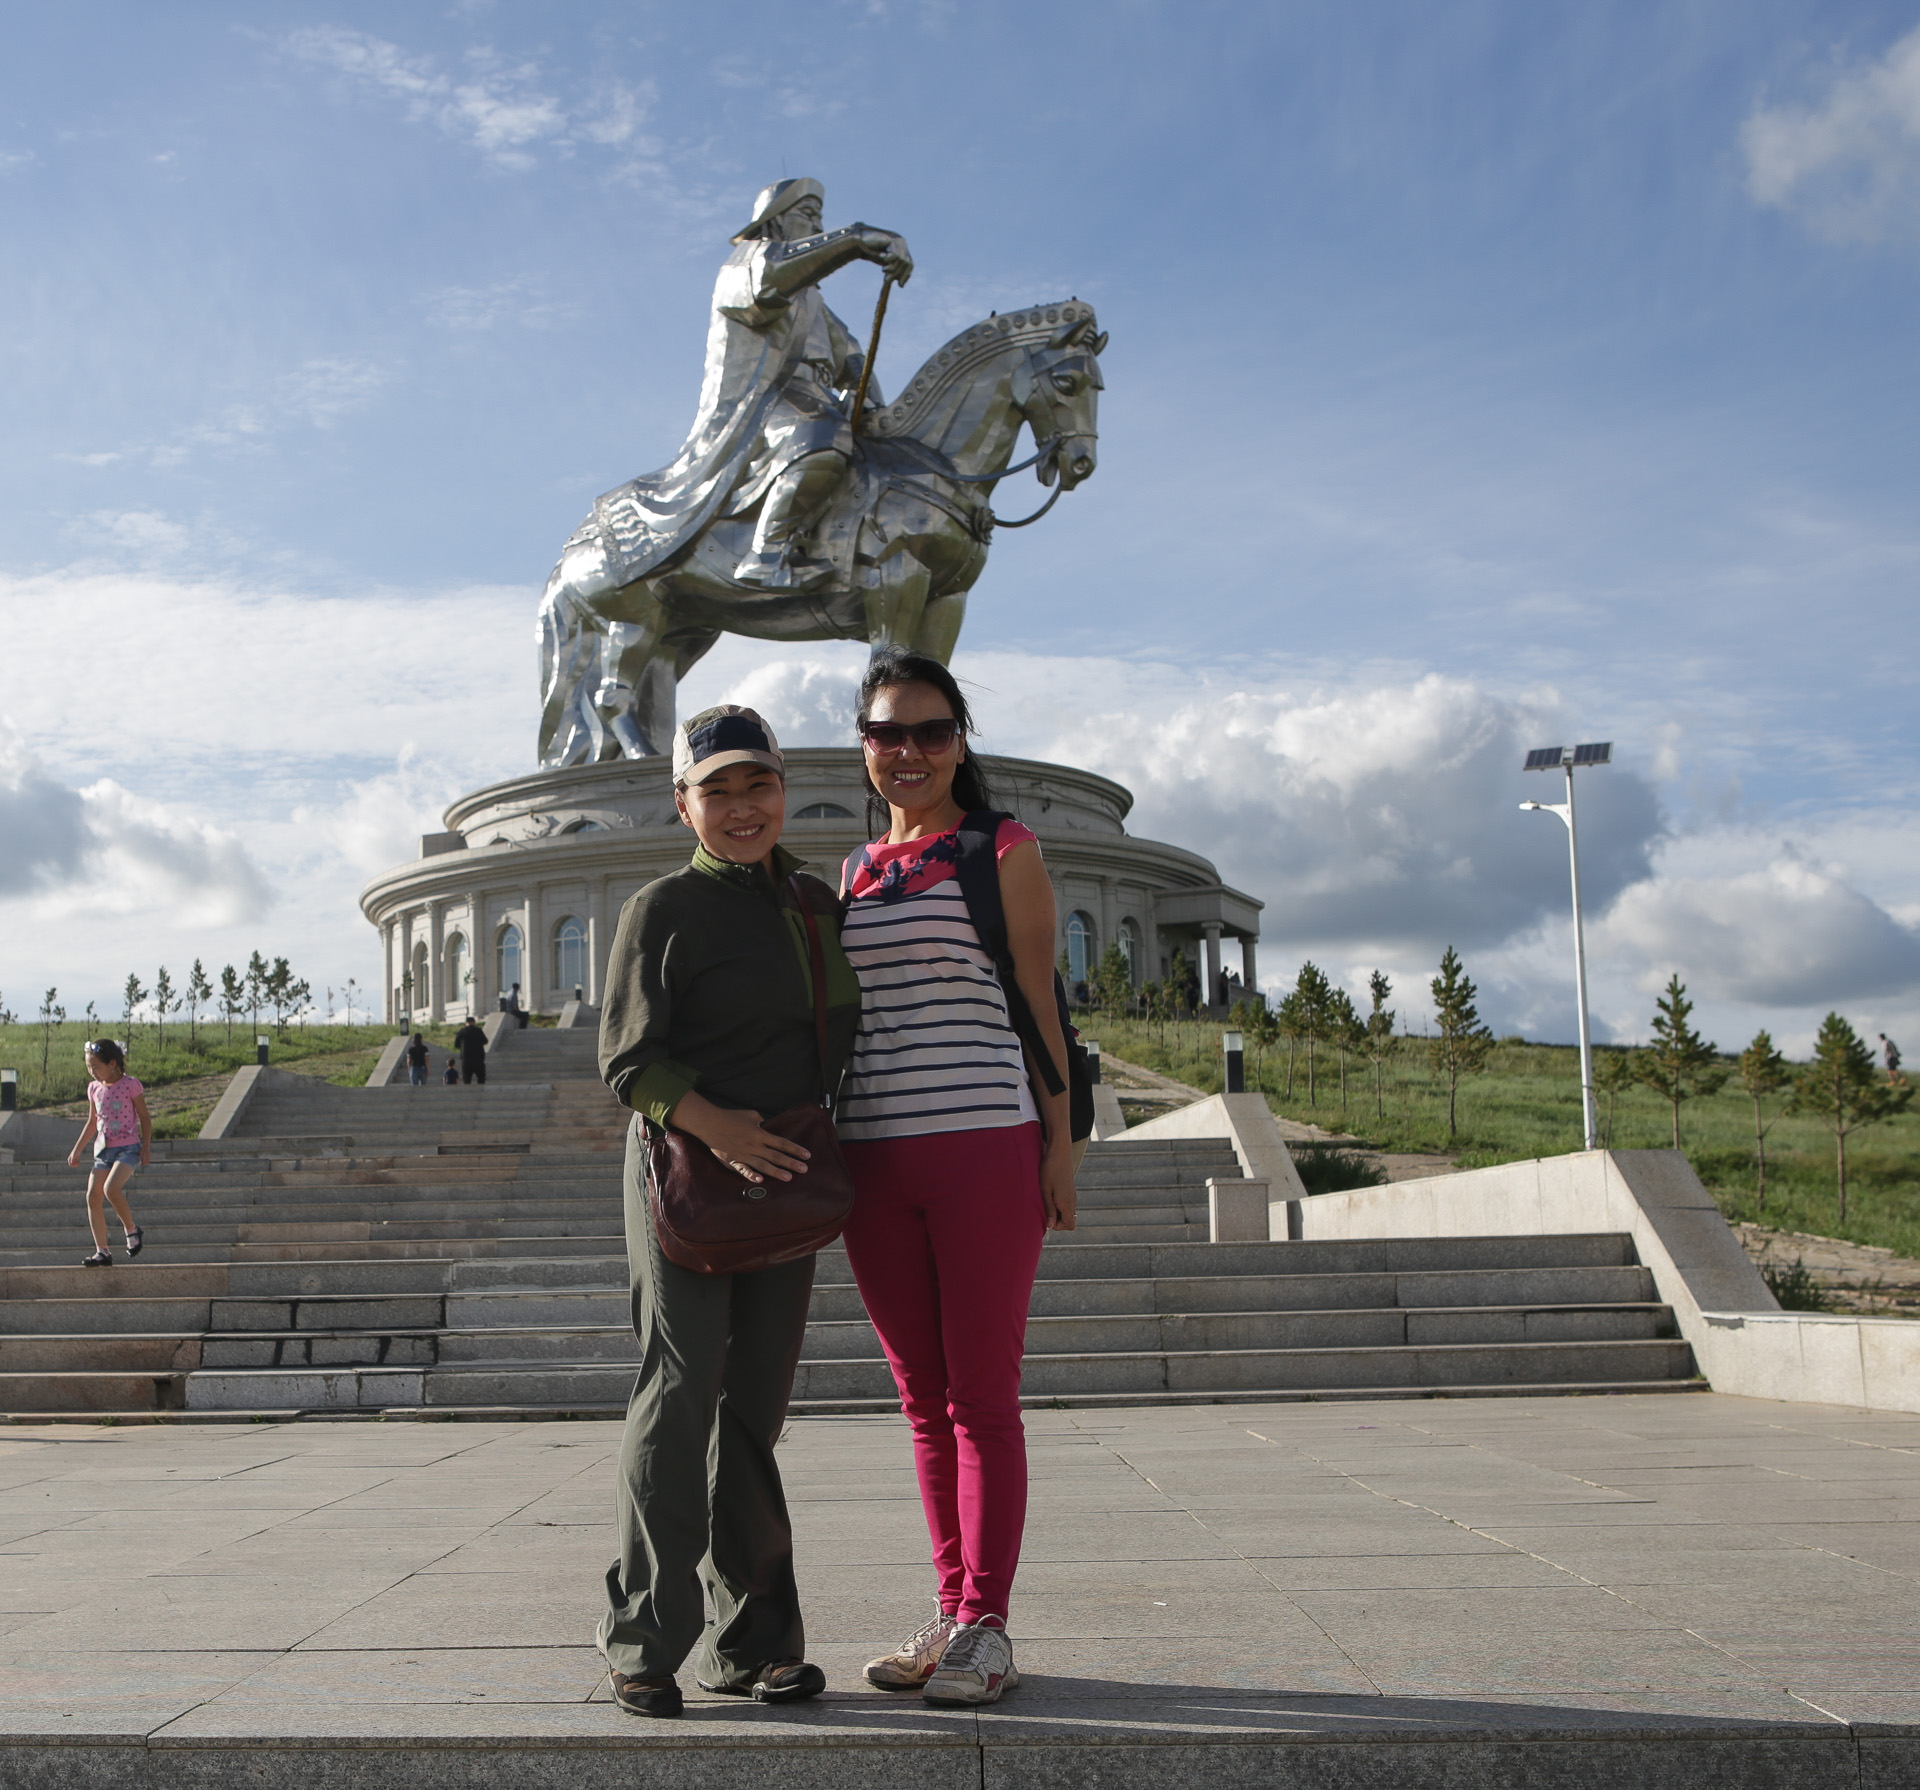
left=850, top=273, right=897, bottom=435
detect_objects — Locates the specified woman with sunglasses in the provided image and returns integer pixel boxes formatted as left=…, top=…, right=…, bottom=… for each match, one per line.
left=834, top=646, right=1076, bottom=1707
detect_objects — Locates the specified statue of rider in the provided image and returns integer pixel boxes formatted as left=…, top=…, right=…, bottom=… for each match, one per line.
left=592, top=178, right=913, bottom=595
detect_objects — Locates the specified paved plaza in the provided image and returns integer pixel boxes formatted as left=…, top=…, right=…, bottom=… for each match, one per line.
left=2, top=1392, right=1917, bottom=1786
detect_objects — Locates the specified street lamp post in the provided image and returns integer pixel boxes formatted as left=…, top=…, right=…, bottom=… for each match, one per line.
left=1520, top=742, right=1613, bottom=1151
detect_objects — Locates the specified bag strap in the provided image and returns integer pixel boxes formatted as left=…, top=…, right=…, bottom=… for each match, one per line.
left=952, top=811, right=1068, bottom=1099
left=787, top=873, right=835, bottom=1109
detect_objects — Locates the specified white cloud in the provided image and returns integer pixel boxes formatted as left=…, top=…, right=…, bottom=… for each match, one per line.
left=1743, top=26, right=1920, bottom=240
left=423, top=277, right=577, bottom=336
left=287, top=27, right=652, bottom=173
left=0, top=733, right=268, bottom=925
left=1597, top=849, right=1920, bottom=1007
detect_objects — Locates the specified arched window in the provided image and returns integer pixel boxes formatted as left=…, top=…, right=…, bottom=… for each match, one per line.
left=1065, top=911, right=1095, bottom=986
left=1117, top=918, right=1142, bottom=984
left=793, top=802, right=855, bottom=819
left=553, top=916, right=589, bottom=996
left=409, top=941, right=428, bottom=1011
left=497, top=924, right=524, bottom=1001
left=560, top=818, right=606, bottom=834
left=444, top=933, right=468, bottom=1009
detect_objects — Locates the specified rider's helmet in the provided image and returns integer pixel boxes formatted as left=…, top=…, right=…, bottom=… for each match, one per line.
left=733, top=177, right=824, bottom=242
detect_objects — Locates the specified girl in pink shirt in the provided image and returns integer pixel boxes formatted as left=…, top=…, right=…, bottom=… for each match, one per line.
left=67, top=1039, right=149, bottom=1266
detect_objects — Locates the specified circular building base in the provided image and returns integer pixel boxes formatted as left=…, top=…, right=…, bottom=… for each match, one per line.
left=361, top=751, right=1261, bottom=1023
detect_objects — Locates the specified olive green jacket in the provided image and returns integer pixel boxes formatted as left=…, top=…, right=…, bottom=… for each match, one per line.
left=598, top=844, right=861, bottom=1127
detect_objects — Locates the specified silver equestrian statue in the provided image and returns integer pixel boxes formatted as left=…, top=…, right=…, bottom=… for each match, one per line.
left=537, top=176, right=1106, bottom=766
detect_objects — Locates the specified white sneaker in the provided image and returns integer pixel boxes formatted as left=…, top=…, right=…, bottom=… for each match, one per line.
left=865, top=1609, right=956, bottom=1690
left=922, top=1619, right=1018, bottom=1705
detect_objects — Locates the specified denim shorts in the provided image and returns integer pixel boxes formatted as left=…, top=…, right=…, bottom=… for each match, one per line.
left=93, top=1142, right=142, bottom=1171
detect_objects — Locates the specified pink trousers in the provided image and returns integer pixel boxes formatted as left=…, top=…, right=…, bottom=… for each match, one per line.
left=840, top=1122, right=1046, bottom=1626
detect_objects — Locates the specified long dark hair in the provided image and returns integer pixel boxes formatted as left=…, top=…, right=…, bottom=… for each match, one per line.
left=856, top=647, right=997, bottom=832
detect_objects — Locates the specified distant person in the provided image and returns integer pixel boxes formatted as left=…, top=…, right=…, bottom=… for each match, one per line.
left=405, top=1031, right=431, bottom=1086
left=67, top=1039, right=149, bottom=1267
left=502, top=982, right=530, bottom=1028
left=442, top=1057, right=460, bottom=1085
left=455, top=1016, right=488, bottom=1084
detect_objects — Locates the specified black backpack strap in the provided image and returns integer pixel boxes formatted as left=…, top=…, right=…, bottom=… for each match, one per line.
left=952, top=811, right=1067, bottom=1099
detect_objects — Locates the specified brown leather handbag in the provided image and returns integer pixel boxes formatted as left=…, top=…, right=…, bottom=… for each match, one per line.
left=645, top=875, right=855, bottom=1275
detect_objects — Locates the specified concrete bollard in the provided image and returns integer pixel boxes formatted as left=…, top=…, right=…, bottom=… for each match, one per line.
left=1207, top=1176, right=1270, bottom=1243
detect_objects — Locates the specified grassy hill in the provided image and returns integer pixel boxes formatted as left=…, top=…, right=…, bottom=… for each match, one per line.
left=1083, top=1015, right=1920, bottom=1259
left=0, top=1018, right=479, bottom=1138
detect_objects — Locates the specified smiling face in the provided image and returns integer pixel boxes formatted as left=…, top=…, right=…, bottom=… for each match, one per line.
left=863, top=681, right=964, bottom=825
left=85, top=1052, right=120, bottom=1085
left=675, top=762, right=787, bottom=866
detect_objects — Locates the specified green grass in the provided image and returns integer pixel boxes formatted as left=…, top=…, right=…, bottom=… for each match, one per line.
left=0, top=1019, right=474, bottom=1126
left=1081, top=1014, right=1920, bottom=1259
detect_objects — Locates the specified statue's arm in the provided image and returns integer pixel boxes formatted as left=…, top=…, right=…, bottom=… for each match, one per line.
left=756, top=223, right=913, bottom=305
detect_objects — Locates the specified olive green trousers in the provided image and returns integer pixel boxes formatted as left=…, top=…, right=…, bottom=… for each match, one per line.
left=596, top=1126, right=816, bottom=1683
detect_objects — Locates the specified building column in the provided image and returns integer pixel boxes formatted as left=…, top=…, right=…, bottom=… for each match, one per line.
left=1203, top=923, right=1223, bottom=1016
left=398, top=910, right=417, bottom=1019
left=587, top=877, right=607, bottom=1007
left=527, top=885, right=546, bottom=1013
left=380, top=919, right=395, bottom=1025
left=462, top=887, right=480, bottom=1014
left=1240, top=935, right=1258, bottom=1003
left=1097, top=876, right=1117, bottom=976
left=428, top=902, right=446, bottom=1023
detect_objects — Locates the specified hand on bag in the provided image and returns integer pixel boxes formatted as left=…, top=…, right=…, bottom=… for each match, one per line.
left=670, top=1090, right=811, bottom=1185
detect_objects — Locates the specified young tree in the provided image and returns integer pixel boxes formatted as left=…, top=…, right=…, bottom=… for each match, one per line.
left=244, top=951, right=269, bottom=1032
left=1364, top=970, right=1397, bottom=1123
left=1293, top=961, right=1333, bottom=1106
left=1274, top=986, right=1304, bottom=1097
left=1428, top=946, right=1493, bottom=1141
left=1633, top=975, right=1728, bottom=1149
left=152, top=966, right=177, bottom=1058
left=38, top=987, right=64, bottom=1080
left=1593, top=1050, right=1637, bottom=1149
left=0, top=990, right=16, bottom=1026
left=1169, top=948, right=1191, bottom=1018
left=1233, top=996, right=1281, bottom=1090
left=122, top=972, right=146, bottom=1052
left=345, top=977, right=359, bottom=1028
left=1092, top=942, right=1132, bottom=1017
left=1790, top=1012, right=1914, bottom=1221
left=1327, top=987, right=1365, bottom=1113
left=185, top=960, right=213, bottom=1049
left=1737, top=1030, right=1792, bottom=1213
left=219, top=965, right=245, bottom=1043
left=289, top=974, right=312, bottom=1033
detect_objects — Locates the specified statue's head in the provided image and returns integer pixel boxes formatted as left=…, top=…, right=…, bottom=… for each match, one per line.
left=733, top=177, right=825, bottom=244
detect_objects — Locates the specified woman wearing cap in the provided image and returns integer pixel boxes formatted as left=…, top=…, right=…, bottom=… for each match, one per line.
left=834, top=647, right=1077, bottom=1707
left=594, top=704, right=861, bottom=1719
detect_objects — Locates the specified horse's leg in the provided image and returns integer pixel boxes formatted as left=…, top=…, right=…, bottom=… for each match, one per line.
left=537, top=539, right=614, bottom=768
left=862, top=550, right=934, bottom=656
left=593, top=575, right=683, bottom=759
left=909, top=582, right=969, bottom=665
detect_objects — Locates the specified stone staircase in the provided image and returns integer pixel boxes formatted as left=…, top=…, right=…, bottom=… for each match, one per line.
left=0, top=1031, right=1698, bottom=1416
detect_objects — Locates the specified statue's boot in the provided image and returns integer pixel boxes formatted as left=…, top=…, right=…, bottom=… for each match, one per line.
left=735, top=450, right=844, bottom=591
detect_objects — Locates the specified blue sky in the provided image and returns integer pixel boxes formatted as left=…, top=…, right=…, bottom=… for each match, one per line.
left=4, top=2, right=1919, bottom=1053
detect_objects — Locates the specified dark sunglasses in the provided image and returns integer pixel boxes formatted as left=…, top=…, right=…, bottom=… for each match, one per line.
left=859, top=719, right=960, bottom=753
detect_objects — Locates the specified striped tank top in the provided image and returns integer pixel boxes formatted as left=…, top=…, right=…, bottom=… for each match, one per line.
left=834, top=819, right=1041, bottom=1142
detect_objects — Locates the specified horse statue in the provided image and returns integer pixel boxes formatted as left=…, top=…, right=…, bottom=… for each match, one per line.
left=536, top=299, right=1106, bottom=766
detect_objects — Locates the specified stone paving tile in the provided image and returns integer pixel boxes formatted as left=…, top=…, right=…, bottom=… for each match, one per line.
left=1, top=1393, right=1917, bottom=1763
left=0, top=1650, right=277, bottom=1727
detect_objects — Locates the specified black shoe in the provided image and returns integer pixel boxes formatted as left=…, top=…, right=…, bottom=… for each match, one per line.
left=697, top=1659, right=826, bottom=1704
left=608, top=1671, right=682, bottom=1718
left=124, top=1227, right=143, bottom=1259
left=82, top=1249, right=112, bottom=1268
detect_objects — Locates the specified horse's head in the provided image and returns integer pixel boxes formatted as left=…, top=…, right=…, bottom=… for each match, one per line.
left=1018, top=314, right=1107, bottom=491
